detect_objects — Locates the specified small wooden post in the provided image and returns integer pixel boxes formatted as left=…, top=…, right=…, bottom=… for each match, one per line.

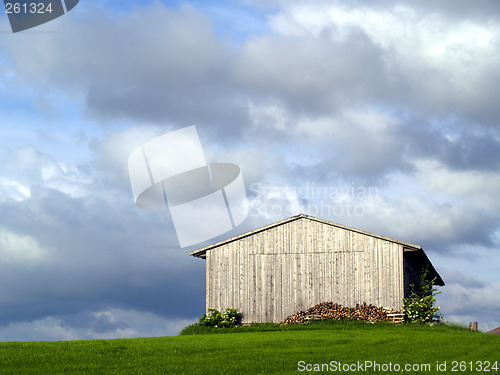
left=469, top=322, right=478, bottom=331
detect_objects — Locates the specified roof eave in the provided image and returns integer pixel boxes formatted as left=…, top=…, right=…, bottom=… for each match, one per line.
left=404, top=247, right=445, bottom=286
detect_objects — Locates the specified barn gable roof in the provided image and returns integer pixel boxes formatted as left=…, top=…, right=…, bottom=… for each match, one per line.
left=190, top=214, right=444, bottom=286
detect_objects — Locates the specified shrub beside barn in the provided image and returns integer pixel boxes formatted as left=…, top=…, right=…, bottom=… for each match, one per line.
left=190, top=214, right=444, bottom=323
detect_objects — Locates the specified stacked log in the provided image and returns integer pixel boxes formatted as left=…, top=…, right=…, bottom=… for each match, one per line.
left=280, top=302, right=399, bottom=325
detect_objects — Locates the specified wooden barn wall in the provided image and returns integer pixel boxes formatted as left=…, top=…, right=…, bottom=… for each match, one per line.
left=206, top=218, right=404, bottom=323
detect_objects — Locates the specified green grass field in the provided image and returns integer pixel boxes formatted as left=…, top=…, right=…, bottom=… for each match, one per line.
left=0, top=321, right=498, bottom=374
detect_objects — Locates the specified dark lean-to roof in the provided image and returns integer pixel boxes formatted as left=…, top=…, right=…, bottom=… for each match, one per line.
left=486, top=327, right=500, bottom=335
left=190, top=214, right=444, bottom=286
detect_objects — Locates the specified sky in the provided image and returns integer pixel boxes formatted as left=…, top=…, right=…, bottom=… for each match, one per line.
left=0, top=0, right=499, bottom=341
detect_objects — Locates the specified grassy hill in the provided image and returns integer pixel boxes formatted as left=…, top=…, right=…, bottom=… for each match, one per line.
left=0, top=321, right=498, bottom=374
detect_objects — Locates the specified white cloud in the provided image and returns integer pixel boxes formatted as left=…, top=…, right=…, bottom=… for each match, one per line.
left=86, top=308, right=196, bottom=339
left=437, top=270, right=500, bottom=332
left=0, top=178, right=31, bottom=202
left=248, top=100, right=290, bottom=131
left=90, top=125, right=174, bottom=187
left=0, top=309, right=196, bottom=342
left=415, top=160, right=500, bottom=212
left=270, top=3, right=498, bottom=72
left=0, top=227, right=51, bottom=266
left=260, top=2, right=500, bottom=120
left=0, top=145, right=94, bottom=200
left=245, top=104, right=406, bottom=177
left=0, top=317, right=82, bottom=342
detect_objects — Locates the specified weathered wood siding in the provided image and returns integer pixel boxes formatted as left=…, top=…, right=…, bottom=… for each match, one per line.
left=206, top=217, right=404, bottom=323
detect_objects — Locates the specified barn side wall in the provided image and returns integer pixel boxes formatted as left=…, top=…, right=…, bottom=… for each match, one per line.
left=206, top=218, right=404, bottom=323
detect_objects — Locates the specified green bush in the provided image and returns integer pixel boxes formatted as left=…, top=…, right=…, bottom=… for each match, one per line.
left=404, top=269, right=442, bottom=323
left=198, top=308, right=241, bottom=328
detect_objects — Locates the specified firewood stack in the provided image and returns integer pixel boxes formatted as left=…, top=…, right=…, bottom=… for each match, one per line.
left=280, top=302, right=395, bottom=325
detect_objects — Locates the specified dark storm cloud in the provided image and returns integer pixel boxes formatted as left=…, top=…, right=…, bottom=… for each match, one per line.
left=436, top=269, right=500, bottom=331
left=253, top=1, right=500, bottom=126
left=257, top=0, right=500, bottom=21
left=4, top=1, right=500, bottom=143
left=0, top=4, right=249, bottom=139
left=443, top=133, right=500, bottom=171
left=441, top=270, right=487, bottom=289
left=377, top=0, right=500, bottom=20
left=234, top=28, right=389, bottom=115
left=415, top=219, right=500, bottom=253
left=397, top=119, right=500, bottom=172
left=0, top=181, right=205, bottom=325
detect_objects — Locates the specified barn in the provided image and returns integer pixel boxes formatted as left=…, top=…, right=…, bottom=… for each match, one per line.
left=190, top=214, right=444, bottom=323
